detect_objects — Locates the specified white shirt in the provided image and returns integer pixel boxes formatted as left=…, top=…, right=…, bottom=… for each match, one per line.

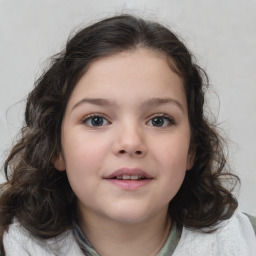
left=3, top=211, right=256, bottom=256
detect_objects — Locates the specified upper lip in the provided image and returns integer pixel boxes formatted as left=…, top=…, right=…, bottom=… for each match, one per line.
left=104, top=167, right=153, bottom=179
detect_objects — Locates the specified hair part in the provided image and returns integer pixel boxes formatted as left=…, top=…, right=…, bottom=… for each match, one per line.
left=0, top=14, right=239, bottom=253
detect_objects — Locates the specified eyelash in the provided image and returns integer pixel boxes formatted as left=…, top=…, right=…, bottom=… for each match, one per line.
left=81, top=114, right=110, bottom=127
left=80, top=113, right=175, bottom=127
left=147, top=114, right=175, bottom=127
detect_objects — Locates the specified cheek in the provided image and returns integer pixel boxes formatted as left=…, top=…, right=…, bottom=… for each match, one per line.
left=159, top=154, right=187, bottom=203
left=63, top=132, right=110, bottom=168
left=64, top=144, right=100, bottom=200
left=63, top=135, right=112, bottom=196
left=64, top=146, right=99, bottom=174
left=152, top=135, right=190, bottom=194
left=155, top=135, right=190, bottom=168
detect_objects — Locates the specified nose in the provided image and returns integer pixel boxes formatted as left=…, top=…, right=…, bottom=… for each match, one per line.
left=112, top=124, right=147, bottom=158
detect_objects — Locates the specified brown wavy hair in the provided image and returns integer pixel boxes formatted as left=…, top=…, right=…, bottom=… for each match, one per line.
left=0, top=14, right=239, bottom=253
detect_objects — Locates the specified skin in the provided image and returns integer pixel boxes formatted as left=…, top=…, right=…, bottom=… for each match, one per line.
left=55, top=48, right=193, bottom=256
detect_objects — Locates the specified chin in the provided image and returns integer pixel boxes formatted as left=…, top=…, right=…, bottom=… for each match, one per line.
left=105, top=205, right=164, bottom=225
left=109, top=212, right=150, bottom=224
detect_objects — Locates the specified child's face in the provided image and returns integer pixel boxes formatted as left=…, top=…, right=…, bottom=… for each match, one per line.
left=55, top=48, right=193, bottom=224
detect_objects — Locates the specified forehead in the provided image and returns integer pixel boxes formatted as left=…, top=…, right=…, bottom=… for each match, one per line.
left=66, top=48, right=186, bottom=110
left=86, top=48, right=181, bottom=80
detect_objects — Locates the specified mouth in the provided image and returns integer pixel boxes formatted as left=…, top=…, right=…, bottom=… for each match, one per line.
left=104, top=167, right=152, bottom=180
left=104, top=167, right=153, bottom=190
left=115, top=175, right=147, bottom=180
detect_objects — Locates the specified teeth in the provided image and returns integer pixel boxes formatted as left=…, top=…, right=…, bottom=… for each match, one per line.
left=123, top=175, right=130, bottom=180
left=131, top=175, right=139, bottom=180
left=116, top=175, right=143, bottom=180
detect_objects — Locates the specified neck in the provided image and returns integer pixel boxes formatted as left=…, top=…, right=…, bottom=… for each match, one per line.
left=78, top=209, right=171, bottom=256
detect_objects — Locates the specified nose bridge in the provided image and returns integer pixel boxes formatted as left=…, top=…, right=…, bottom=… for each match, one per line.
left=122, top=121, right=142, bottom=143
left=114, top=118, right=147, bottom=157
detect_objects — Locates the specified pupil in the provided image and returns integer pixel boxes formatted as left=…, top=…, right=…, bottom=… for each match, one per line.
left=92, top=117, right=103, bottom=126
left=152, top=117, right=163, bottom=126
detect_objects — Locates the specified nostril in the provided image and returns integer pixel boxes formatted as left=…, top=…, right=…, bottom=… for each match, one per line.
left=117, top=149, right=145, bottom=156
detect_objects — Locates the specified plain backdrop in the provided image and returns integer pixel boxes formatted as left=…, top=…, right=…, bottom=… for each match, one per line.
left=0, top=0, right=255, bottom=215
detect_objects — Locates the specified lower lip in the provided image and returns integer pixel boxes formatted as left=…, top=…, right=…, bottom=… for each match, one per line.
left=105, top=179, right=152, bottom=190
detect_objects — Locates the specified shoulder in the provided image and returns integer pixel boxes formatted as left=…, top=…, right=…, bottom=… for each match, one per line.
left=3, top=220, right=84, bottom=256
left=244, top=212, right=256, bottom=235
left=173, top=211, right=256, bottom=256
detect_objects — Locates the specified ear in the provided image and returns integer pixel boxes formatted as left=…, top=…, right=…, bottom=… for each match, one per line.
left=54, top=152, right=66, bottom=171
left=186, top=151, right=195, bottom=171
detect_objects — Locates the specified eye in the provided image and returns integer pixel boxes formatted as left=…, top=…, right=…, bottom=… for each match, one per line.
left=147, top=114, right=175, bottom=127
left=81, top=114, right=110, bottom=127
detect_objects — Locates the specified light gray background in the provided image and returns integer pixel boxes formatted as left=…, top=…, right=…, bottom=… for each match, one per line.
left=0, top=0, right=255, bottom=215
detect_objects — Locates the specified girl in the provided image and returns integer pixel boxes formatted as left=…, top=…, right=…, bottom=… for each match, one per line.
left=0, top=14, right=255, bottom=256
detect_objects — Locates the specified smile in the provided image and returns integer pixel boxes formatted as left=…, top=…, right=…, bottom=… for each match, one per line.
left=115, top=175, right=146, bottom=180
left=105, top=167, right=152, bottom=179
left=104, top=167, right=153, bottom=190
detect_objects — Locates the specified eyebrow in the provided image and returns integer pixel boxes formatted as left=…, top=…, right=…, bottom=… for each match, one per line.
left=72, top=97, right=185, bottom=112
left=141, top=98, right=185, bottom=112
left=72, top=98, right=117, bottom=111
